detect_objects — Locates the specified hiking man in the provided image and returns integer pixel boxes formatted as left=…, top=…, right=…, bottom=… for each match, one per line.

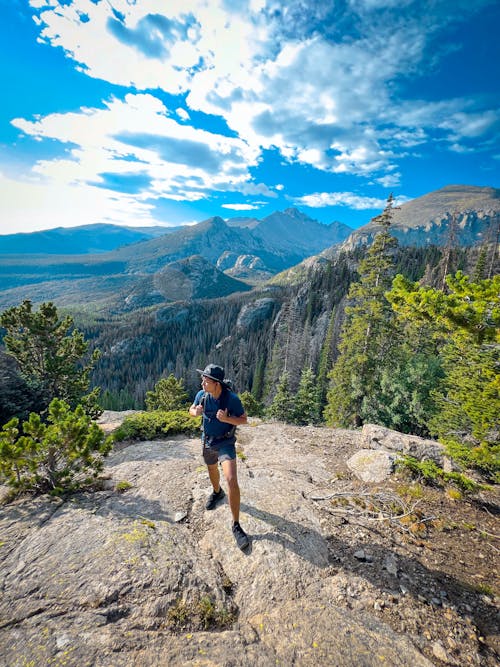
left=189, top=364, right=249, bottom=550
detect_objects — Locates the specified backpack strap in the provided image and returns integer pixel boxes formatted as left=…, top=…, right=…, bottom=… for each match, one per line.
left=218, top=388, right=230, bottom=413
left=218, top=388, right=236, bottom=439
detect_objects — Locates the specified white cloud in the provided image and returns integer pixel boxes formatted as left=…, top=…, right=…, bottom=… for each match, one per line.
left=0, top=172, right=156, bottom=232
left=375, top=173, right=402, bottom=188
left=13, top=0, right=499, bottom=227
left=221, top=203, right=260, bottom=210
left=11, top=92, right=263, bottom=209
left=294, top=191, right=389, bottom=210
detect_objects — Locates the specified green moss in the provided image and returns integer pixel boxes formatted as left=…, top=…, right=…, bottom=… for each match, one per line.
left=115, top=480, right=133, bottom=492
left=166, top=595, right=235, bottom=631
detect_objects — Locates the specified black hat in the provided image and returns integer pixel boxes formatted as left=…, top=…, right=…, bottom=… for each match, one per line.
left=197, top=364, right=229, bottom=387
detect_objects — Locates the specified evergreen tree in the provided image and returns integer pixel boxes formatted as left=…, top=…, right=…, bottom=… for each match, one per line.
left=145, top=374, right=190, bottom=411
left=240, top=391, right=264, bottom=418
left=266, top=371, right=294, bottom=422
left=317, top=307, right=336, bottom=408
left=388, top=271, right=500, bottom=480
left=0, top=352, right=45, bottom=426
left=251, top=356, right=266, bottom=401
left=324, top=196, right=398, bottom=427
left=293, top=367, right=321, bottom=425
left=1, top=300, right=101, bottom=418
left=0, top=398, right=112, bottom=494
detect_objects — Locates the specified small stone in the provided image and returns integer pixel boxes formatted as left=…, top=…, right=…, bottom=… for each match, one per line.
left=432, top=641, right=450, bottom=662
left=384, top=555, right=398, bottom=576
left=354, top=549, right=366, bottom=561
left=174, top=511, right=187, bottom=522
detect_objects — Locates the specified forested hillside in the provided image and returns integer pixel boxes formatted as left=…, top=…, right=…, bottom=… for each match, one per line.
left=79, top=238, right=490, bottom=409
left=1, top=200, right=498, bottom=489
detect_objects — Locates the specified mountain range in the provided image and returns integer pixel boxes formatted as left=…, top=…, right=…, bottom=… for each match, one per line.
left=0, top=223, right=180, bottom=255
left=0, top=208, right=351, bottom=310
left=0, top=185, right=498, bottom=312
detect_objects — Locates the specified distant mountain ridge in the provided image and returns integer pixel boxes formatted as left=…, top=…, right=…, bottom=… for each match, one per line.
left=0, top=223, right=179, bottom=255
left=0, top=186, right=497, bottom=312
left=339, top=185, right=499, bottom=251
left=0, top=208, right=352, bottom=310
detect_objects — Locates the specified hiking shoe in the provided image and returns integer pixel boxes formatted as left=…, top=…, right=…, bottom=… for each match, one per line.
left=232, top=522, right=249, bottom=550
left=205, top=488, right=225, bottom=510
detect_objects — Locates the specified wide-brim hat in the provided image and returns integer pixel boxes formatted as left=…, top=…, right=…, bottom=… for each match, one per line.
left=197, top=364, right=230, bottom=387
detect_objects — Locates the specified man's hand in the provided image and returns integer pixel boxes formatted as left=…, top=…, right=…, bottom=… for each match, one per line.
left=216, top=408, right=229, bottom=422
left=190, top=404, right=203, bottom=417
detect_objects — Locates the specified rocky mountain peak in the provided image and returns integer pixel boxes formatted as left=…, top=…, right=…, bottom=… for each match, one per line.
left=339, top=184, right=500, bottom=251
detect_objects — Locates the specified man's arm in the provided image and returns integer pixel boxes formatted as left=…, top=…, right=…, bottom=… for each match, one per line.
left=216, top=409, right=248, bottom=426
left=189, top=391, right=203, bottom=417
left=189, top=403, right=203, bottom=417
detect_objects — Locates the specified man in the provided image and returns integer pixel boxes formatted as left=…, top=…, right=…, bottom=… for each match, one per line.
left=189, top=364, right=249, bottom=550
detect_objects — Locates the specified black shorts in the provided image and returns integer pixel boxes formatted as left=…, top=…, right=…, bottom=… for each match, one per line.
left=202, top=441, right=236, bottom=465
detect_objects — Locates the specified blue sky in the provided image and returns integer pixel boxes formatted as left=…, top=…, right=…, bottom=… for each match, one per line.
left=1, top=0, right=499, bottom=234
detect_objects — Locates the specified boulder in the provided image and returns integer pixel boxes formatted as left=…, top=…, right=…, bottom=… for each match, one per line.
left=347, top=449, right=397, bottom=483
left=361, top=424, right=445, bottom=464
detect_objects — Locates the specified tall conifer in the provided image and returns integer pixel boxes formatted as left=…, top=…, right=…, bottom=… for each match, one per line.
left=324, top=195, right=398, bottom=427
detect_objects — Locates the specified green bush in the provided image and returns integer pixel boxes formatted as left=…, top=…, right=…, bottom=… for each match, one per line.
left=443, top=440, right=500, bottom=484
left=397, top=455, right=484, bottom=493
left=240, top=391, right=264, bottom=417
left=145, top=374, right=190, bottom=412
left=113, top=409, right=201, bottom=442
left=0, top=398, right=112, bottom=495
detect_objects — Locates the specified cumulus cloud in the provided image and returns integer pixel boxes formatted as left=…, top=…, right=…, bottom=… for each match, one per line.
left=11, top=0, right=498, bottom=226
left=294, top=191, right=390, bottom=210
left=28, top=0, right=498, bottom=181
left=221, top=203, right=260, bottom=210
left=11, top=92, right=262, bottom=212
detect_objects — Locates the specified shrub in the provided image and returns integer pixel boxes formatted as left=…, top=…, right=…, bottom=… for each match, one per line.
left=113, top=410, right=201, bottom=441
left=240, top=391, right=264, bottom=417
left=397, top=455, right=484, bottom=493
left=145, top=374, right=190, bottom=412
left=0, top=398, right=112, bottom=495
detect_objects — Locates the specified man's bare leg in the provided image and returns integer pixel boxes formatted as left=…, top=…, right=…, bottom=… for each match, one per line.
left=207, top=463, right=221, bottom=493
left=222, top=458, right=240, bottom=523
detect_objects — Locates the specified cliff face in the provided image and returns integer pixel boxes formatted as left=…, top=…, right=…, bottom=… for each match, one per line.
left=0, top=418, right=498, bottom=666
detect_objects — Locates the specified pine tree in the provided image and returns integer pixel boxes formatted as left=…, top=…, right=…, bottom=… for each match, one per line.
left=266, top=371, right=294, bottom=422
left=0, top=300, right=101, bottom=418
left=293, top=367, right=321, bottom=425
left=145, top=374, right=190, bottom=411
left=324, top=196, right=399, bottom=427
left=317, top=307, right=336, bottom=408
left=0, top=398, right=112, bottom=494
left=240, top=391, right=264, bottom=417
left=388, top=271, right=500, bottom=480
left=251, top=356, right=266, bottom=400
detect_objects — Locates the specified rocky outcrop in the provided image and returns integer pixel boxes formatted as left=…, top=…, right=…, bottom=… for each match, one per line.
left=361, top=423, right=446, bottom=464
left=339, top=185, right=500, bottom=251
left=0, top=420, right=497, bottom=666
left=236, top=298, right=278, bottom=330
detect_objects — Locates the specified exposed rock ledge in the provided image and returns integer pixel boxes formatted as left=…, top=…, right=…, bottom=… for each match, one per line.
left=0, top=418, right=498, bottom=666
